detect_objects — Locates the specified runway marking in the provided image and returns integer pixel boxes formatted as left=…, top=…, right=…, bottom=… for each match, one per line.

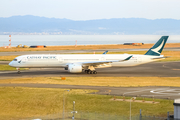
left=163, top=63, right=180, bottom=71
left=123, top=89, right=153, bottom=95
left=162, top=64, right=169, bottom=69
left=123, top=88, right=180, bottom=97
left=141, top=94, right=180, bottom=97
left=172, top=69, right=180, bottom=71
left=0, top=71, right=16, bottom=74
left=150, top=89, right=180, bottom=95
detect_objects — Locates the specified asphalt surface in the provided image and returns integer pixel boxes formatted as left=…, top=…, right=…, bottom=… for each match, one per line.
left=0, top=83, right=179, bottom=99
left=0, top=61, right=180, bottom=79
left=0, top=61, right=10, bottom=64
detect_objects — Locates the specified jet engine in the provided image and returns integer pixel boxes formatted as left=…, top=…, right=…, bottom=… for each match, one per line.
left=68, top=64, right=82, bottom=73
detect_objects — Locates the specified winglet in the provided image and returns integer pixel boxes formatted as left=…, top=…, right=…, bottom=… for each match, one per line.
left=103, top=50, right=108, bottom=54
left=121, top=55, right=133, bottom=61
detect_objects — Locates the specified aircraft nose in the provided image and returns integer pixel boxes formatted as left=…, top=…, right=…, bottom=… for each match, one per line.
left=9, top=62, right=13, bottom=66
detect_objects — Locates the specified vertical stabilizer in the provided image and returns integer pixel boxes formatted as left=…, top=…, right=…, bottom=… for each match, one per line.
left=145, top=36, right=169, bottom=56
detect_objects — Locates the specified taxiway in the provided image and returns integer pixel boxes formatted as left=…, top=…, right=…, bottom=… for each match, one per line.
left=0, top=83, right=179, bottom=99
left=0, top=61, right=180, bottom=79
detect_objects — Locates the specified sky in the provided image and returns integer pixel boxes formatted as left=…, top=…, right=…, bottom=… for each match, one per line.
left=0, top=0, right=180, bottom=20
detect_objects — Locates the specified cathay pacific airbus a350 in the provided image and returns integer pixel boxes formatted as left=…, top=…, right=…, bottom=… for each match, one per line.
left=9, top=36, right=169, bottom=74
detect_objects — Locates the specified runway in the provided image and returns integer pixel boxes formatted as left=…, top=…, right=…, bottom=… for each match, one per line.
left=0, top=61, right=180, bottom=79
left=0, top=83, right=179, bottom=99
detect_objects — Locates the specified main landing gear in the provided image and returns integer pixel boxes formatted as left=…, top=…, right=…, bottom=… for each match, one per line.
left=84, top=70, right=97, bottom=74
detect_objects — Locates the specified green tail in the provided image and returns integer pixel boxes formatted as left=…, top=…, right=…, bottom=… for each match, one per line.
left=145, top=36, right=169, bottom=56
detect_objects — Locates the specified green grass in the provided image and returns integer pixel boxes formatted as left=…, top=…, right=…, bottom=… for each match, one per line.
left=1, top=77, right=180, bottom=87
left=0, top=87, right=173, bottom=120
left=0, top=64, right=27, bottom=71
left=0, top=55, right=18, bottom=61
left=0, top=64, right=17, bottom=71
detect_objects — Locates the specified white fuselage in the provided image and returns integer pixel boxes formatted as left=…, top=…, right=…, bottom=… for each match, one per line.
left=8, top=36, right=168, bottom=74
left=9, top=54, right=158, bottom=68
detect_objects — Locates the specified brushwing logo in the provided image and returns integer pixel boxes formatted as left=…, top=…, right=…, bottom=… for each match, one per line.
left=151, top=40, right=164, bottom=54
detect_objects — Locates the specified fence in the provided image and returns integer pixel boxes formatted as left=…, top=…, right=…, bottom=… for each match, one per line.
left=24, top=111, right=168, bottom=120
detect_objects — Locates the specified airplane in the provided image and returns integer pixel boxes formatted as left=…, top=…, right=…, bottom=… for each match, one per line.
left=9, top=36, right=169, bottom=74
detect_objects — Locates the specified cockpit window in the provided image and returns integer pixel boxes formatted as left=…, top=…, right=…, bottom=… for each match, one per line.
left=13, top=59, right=17, bottom=61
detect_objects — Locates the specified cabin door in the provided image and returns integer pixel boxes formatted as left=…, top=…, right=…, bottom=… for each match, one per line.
left=137, top=56, right=142, bottom=63
left=58, top=57, right=64, bottom=63
left=21, top=57, right=27, bottom=63
left=101, top=57, right=105, bottom=61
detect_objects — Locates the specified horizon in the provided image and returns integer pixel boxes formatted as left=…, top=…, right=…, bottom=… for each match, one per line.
left=1, top=15, right=180, bottom=21
left=0, top=15, right=180, bottom=21
left=0, top=0, right=180, bottom=20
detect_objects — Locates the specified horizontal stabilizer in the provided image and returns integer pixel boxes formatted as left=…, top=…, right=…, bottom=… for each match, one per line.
left=151, top=56, right=171, bottom=60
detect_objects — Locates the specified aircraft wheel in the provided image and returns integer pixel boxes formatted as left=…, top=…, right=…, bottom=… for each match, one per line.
left=93, top=71, right=97, bottom=74
left=90, top=71, right=93, bottom=74
left=18, top=71, right=21, bottom=74
left=87, top=70, right=90, bottom=74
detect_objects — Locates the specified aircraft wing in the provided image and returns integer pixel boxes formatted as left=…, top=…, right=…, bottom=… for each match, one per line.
left=79, top=55, right=132, bottom=66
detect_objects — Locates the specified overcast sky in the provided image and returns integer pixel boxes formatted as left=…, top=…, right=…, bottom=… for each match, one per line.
left=0, top=0, right=179, bottom=20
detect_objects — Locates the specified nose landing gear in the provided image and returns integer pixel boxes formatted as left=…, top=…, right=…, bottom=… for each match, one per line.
left=16, top=68, right=21, bottom=74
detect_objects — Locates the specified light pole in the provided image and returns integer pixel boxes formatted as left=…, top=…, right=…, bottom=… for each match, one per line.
left=63, top=90, right=70, bottom=120
left=130, top=97, right=136, bottom=120
left=71, top=101, right=77, bottom=120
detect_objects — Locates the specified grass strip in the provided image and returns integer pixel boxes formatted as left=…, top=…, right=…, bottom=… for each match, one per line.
left=1, top=77, right=180, bottom=87
left=0, top=43, right=180, bottom=52
left=0, top=64, right=17, bottom=71
left=0, top=64, right=27, bottom=71
left=0, top=87, right=173, bottom=119
left=0, top=55, right=18, bottom=61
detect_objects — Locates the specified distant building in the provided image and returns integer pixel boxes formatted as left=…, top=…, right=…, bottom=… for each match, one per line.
left=174, top=99, right=180, bottom=119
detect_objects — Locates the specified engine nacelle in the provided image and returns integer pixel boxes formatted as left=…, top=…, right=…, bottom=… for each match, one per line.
left=68, top=64, right=82, bottom=73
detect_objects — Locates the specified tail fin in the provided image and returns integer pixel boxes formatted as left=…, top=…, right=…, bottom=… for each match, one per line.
left=145, top=36, right=169, bottom=56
